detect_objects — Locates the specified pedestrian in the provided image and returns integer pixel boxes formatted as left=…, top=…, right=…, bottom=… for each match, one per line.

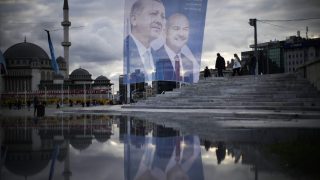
left=33, top=96, right=39, bottom=116
left=232, top=54, right=242, bottom=76
left=204, top=66, right=211, bottom=79
left=27, top=99, right=31, bottom=111
left=215, top=53, right=225, bottom=77
left=249, top=54, right=257, bottom=75
left=37, top=101, right=45, bottom=117
left=69, top=99, right=73, bottom=107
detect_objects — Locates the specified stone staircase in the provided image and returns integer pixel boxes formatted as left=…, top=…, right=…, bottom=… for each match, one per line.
left=124, top=73, right=320, bottom=111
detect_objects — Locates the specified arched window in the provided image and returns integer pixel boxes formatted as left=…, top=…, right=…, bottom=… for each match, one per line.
left=47, top=71, right=51, bottom=80
left=41, top=71, right=45, bottom=80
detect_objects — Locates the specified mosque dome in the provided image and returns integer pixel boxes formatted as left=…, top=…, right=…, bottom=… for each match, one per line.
left=56, top=56, right=66, bottom=63
left=95, top=75, right=109, bottom=81
left=93, top=129, right=112, bottom=143
left=70, top=137, right=92, bottom=151
left=5, top=151, right=51, bottom=177
left=70, top=68, right=90, bottom=76
left=69, top=68, right=92, bottom=81
left=94, top=75, right=111, bottom=84
left=4, top=42, right=50, bottom=60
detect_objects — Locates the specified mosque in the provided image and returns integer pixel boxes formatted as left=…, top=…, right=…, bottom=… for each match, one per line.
left=0, top=0, right=113, bottom=105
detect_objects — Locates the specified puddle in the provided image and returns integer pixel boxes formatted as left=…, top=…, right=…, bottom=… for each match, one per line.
left=0, top=114, right=319, bottom=180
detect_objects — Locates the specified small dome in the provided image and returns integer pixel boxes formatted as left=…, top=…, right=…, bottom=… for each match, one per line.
left=69, top=68, right=92, bottom=81
left=56, top=56, right=65, bottom=62
left=4, top=42, right=50, bottom=60
left=70, top=137, right=92, bottom=151
left=95, top=75, right=109, bottom=81
left=70, top=68, right=91, bottom=76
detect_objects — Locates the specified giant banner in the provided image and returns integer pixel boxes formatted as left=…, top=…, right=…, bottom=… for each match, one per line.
left=124, top=0, right=208, bottom=85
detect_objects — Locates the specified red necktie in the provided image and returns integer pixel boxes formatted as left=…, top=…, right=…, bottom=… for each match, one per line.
left=174, top=55, right=180, bottom=81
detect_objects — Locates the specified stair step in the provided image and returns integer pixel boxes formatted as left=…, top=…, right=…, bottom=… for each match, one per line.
left=131, top=73, right=320, bottom=112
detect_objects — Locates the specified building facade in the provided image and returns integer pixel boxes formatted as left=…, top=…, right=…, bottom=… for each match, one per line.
left=246, top=35, right=320, bottom=74
left=0, top=41, right=113, bottom=105
left=284, top=36, right=320, bottom=73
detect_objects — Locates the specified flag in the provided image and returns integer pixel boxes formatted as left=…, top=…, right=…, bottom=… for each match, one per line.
left=0, top=49, right=7, bottom=74
left=45, top=30, right=59, bottom=74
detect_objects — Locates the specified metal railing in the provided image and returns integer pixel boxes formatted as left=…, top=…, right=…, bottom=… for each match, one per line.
left=296, top=59, right=320, bottom=91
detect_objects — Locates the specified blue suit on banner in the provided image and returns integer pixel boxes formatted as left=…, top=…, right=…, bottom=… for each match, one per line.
left=124, top=35, right=156, bottom=84
left=154, top=45, right=193, bottom=83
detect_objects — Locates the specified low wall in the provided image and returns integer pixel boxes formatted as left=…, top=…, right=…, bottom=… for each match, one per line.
left=296, top=59, right=320, bottom=91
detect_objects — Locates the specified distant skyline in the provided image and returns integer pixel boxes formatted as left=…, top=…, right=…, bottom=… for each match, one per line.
left=1, top=0, right=320, bottom=91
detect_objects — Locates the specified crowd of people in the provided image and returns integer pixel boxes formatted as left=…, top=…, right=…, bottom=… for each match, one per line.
left=204, top=53, right=257, bottom=79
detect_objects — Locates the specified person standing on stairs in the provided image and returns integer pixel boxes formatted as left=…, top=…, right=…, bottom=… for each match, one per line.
left=204, top=66, right=211, bottom=79
left=215, top=53, right=225, bottom=77
left=232, top=54, right=241, bottom=76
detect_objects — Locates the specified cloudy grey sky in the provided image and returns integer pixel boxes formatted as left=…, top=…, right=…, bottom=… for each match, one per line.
left=0, top=0, right=319, bottom=91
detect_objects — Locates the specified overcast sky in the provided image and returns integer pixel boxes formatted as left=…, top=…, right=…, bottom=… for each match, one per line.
left=1, top=0, right=319, bottom=91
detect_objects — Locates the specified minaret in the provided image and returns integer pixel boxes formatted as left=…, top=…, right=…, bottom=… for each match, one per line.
left=61, top=0, right=71, bottom=77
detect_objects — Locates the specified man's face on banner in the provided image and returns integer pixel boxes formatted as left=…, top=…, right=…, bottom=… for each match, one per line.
left=166, top=14, right=190, bottom=53
left=131, top=0, right=165, bottom=41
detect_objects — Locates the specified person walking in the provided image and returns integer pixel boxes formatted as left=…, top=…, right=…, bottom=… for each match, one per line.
left=215, top=53, right=225, bottom=77
left=232, top=54, right=241, bottom=76
left=27, top=99, right=31, bottom=111
left=204, top=66, right=211, bottom=79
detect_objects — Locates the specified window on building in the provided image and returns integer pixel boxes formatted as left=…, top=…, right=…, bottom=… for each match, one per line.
left=289, top=68, right=291, bottom=72
left=288, top=55, right=291, bottom=59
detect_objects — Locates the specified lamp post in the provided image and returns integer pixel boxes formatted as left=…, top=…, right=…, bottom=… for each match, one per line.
left=249, top=18, right=258, bottom=75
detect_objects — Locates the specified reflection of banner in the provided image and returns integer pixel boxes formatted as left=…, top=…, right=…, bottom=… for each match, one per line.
left=124, top=135, right=204, bottom=180
left=123, top=0, right=208, bottom=84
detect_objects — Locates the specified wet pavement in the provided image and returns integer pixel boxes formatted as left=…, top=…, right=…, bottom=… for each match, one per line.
left=1, top=113, right=320, bottom=180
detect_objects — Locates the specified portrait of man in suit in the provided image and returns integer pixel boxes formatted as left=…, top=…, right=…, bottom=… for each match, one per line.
left=124, top=0, right=166, bottom=84
left=155, top=13, right=194, bottom=83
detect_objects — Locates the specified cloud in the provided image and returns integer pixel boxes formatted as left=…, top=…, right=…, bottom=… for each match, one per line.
left=0, top=0, right=319, bottom=92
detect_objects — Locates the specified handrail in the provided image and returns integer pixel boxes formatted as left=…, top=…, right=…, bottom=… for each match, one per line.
left=296, top=59, right=320, bottom=91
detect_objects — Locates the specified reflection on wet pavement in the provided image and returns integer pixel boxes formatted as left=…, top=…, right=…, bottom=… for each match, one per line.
left=0, top=114, right=319, bottom=180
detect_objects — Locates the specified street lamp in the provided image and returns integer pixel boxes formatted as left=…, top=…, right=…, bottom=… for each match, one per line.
left=249, top=18, right=258, bottom=75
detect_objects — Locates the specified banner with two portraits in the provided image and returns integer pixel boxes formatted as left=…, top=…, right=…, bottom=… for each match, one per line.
left=123, top=0, right=208, bottom=85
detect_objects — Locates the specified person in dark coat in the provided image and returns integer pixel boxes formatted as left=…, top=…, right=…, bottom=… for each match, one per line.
left=204, top=66, right=211, bottom=79
left=249, top=54, right=257, bottom=75
left=215, top=53, right=225, bottom=77
left=27, top=100, right=31, bottom=111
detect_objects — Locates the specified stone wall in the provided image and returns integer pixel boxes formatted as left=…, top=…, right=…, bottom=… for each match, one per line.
left=296, top=59, right=320, bottom=91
